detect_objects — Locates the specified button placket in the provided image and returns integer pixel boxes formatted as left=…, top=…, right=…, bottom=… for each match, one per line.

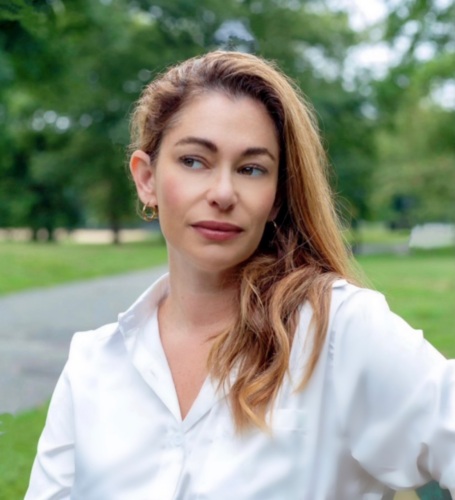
left=167, top=427, right=185, bottom=448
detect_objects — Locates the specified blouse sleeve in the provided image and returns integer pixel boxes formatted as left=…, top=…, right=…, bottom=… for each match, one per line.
left=24, top=361, right=75, bottom=500
left=331, top=288, right=455, bottom=495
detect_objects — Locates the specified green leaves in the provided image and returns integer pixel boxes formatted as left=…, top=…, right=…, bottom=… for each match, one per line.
left=1, top=0, right=452, bottom=239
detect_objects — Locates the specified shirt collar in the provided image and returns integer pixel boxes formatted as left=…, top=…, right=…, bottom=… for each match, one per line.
left=117, top=272, right=170, bottom=341
left=116, top=273, right=228, bottom=428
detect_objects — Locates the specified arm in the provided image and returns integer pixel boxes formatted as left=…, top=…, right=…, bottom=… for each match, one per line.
left=25, top=363, right=75, bottom=500
left=331, top=289, right=455, bottom=495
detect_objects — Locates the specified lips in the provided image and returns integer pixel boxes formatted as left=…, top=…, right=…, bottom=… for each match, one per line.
left=192, top=221, right=242, bottom=232
left=191, top=220, right=243, bottom=241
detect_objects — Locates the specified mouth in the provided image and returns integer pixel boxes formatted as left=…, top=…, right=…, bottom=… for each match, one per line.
left=193, top=221, right=243, bottom=232
left=191, top=220, right=243, bottom=241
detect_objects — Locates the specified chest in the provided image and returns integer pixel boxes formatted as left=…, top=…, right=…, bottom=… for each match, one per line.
left=160, top=331, right=213, bottom=420
left=71, top=361, right=377, bottom=500
left=71, top=322, right=386, bottom=500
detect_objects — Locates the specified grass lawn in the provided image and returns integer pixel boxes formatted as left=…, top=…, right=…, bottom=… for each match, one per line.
left=0, top=243, right=454, bottom=498
left=0, top=239, right=168, bottom=296
left=346, top=221, right=411, bottom=246
left=357, top=248, right=455, bottom=358
left=0, top=405, right=49, bottom=499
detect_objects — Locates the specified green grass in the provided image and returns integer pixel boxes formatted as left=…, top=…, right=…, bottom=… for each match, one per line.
left=0, top=240, right=168, bottom=296
left=1, top=245, right=454, bottom=498
left=345, top=222, right=410, bottom=246
left=0, top=404, right=49, bottom=499
left=357, top=248, right=455, bottom=358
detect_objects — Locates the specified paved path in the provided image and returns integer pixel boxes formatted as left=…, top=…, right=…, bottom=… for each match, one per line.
left=0, top=266, right=167, bottom=414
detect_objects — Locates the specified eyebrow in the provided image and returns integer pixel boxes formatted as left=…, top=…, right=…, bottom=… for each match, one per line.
left=174, top=136, right=276, bottom=162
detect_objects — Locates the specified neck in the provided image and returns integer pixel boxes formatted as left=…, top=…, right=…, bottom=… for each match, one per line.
left=160, top=263, right=239, bottom=340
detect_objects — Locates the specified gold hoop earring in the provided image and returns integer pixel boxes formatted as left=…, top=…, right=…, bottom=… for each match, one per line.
left=141, top=203, right=158, bottom=222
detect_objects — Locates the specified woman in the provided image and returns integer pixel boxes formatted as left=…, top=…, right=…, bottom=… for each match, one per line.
left=26, top=51, right=455, bottom=499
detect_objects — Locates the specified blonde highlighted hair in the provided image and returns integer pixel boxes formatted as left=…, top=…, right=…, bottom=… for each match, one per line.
left=130, top=51, right=356, bottom=430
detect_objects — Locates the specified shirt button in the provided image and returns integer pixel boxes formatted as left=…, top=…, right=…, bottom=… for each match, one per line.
left=170, top=433, right=184, bottom=447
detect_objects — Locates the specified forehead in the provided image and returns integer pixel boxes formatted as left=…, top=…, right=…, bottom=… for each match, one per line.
left=162, top=91, right=279, bottom=153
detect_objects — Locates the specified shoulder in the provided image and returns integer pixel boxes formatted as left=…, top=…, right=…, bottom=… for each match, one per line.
left=294, top=280, right=391, bottom=355
left=326, top=281, right=446, bottom=411
left=67, top=322, right=121, bottom=366
left=330, top=279, right=387, bottom=318
left=67, top=272, right=169, bottom=367
left=328, top=280, right=430, bottom=360
left=318, top=280, right=398, bottom=353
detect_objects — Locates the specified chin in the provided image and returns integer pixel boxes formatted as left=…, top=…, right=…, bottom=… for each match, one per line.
left=168, top=243, right=259, bottom=278
left=197, top=260, right=245, bottom=277
left=188, top=253, right=252, bottom=277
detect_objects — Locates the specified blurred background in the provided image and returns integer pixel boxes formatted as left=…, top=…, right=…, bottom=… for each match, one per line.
left=0, top=0, right=454, bottom=244
left=0, top=1, right=454, bottom=498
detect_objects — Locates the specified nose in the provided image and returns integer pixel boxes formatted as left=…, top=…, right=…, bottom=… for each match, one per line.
left=206, top=169, right=237, bottom=211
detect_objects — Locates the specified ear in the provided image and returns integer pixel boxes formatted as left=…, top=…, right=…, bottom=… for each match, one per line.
left=267, top=197, right=281, bottom=222
left=129, top=150, right=157, bottom=206
left=268, top=204, right=279, bottom=222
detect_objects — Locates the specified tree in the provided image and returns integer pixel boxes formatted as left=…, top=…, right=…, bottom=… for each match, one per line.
left=372, top=0, right=455, bottom=225
left=0, top=1, right=83, bottom=239
left=1, top=0, right=380, bottom=240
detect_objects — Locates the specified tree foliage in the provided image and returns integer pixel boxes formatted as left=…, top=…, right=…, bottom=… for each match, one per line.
left=372, top=0, right=455, bottom=225
left=0, top=0, right=452, bottom=240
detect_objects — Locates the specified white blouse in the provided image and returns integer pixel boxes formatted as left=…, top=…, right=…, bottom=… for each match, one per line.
left=25, top=274, right=455, bottom=499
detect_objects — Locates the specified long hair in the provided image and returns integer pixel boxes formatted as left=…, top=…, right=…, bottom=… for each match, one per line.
left=130, top=51, right=357, bottom=431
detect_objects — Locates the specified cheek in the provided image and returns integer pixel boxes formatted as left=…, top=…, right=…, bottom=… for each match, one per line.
left=157, top=173, right=187, bottom=213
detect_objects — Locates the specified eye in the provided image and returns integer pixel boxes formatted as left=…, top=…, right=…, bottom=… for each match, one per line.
left=180, top=156, right=205, bottom=170
left=238, top=165, right=266, bottom=177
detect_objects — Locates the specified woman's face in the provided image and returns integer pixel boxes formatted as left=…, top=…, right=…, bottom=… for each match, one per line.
left=132, top=91, right=280, bottom=276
